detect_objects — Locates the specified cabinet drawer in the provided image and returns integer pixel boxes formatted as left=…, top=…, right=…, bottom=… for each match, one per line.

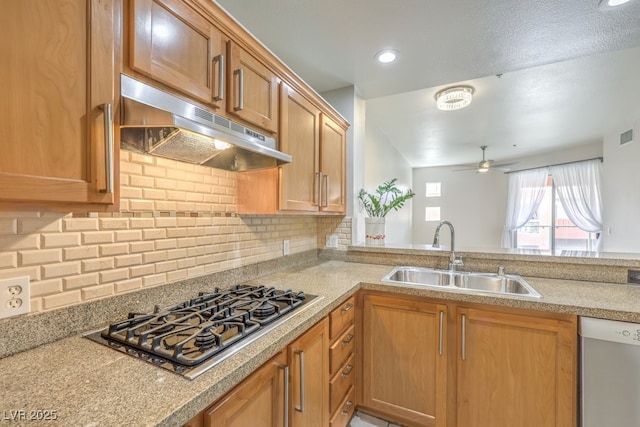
left=330, top=296, right=355, bottom=339
left=330, top=324, right=355, bottom=374
left=329, top=353, right=355, bottom=415
left=329, top=385, right=355, bottom=427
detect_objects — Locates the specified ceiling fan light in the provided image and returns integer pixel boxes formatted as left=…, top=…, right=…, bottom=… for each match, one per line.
left=477, top=166, right=489, bottom=173
left=435, top=86, right=474, bottom=111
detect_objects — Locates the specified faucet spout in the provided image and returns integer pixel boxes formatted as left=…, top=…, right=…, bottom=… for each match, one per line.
left=432, top=220, right=463, bottom=271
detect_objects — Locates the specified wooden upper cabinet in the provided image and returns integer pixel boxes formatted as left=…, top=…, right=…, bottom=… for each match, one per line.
left=236, top=83, right=347, bottom=215
left=205, top=350, right=287, bottom=427
left=455, top=307, right=577, bottom=427
left=227, top=41, right=279, bottom=134
left=279, top=82, right=321, bottom=212
left=319, top=114, right=347, bottom=213
left=361, top=293, right=448, bottom=427
left=0, top=0, right=118, bottom=209
left=129, top=0, right=225, bottom=109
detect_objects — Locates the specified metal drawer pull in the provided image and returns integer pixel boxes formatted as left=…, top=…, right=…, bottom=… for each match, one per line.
left=342, top=333, right=354, bottom=345
left=294, top=350, right=305, bottom=412
left=438, top=310, right=444, bottom=356
left=235, top=68, right=244, bottom=110
left=323, top=174, right=329, bottom=207
left=317, top=172, right=323, bottom=207
left=214, top=54, right=225, bottom=101
left=276, top=363, right=289, bottom=427
left=99, top=103, right=114, bottom=194
left=341, top=364, right=353, bottom=377
left=341, top=303, right=353, bottom=312
left=341, top=400, right=354, bottom=415
left=461, top=313, right=467, bottom=361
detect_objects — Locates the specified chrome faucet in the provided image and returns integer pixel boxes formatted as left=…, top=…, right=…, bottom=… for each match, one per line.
left=432, top=220, right=464, bottom=271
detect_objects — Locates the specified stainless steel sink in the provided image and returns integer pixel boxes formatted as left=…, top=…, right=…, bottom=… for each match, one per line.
left=382, top=266, right=541, bottom=298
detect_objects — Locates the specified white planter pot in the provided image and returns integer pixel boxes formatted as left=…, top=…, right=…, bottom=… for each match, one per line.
left=365, top=217, right=386, bottom=246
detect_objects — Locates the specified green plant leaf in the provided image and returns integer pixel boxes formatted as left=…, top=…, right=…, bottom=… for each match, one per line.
left=357, top=178, right=415, bottom=217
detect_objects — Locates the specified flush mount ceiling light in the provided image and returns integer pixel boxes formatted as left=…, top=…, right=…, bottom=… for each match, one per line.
left=375, top=49, right=398, bottom=64
left=599, top=0, right=633, bottom=9
left=435, top=86, right=474, bottom=111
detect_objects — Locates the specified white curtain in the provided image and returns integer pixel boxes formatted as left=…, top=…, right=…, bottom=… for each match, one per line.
left=549, top=159, right=603, bottom=249
left=502, top=168, right=549, bottom=248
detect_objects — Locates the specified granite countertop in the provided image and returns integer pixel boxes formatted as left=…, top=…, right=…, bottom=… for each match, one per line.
left=2, top=260, right=640, bottom=426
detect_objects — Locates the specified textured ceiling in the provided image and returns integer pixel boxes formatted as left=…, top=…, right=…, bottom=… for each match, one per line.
left=214, top=0, right=640, bottom=167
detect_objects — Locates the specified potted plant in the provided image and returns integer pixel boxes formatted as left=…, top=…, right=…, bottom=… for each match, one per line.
left=357, top=178, right=415, bottom=245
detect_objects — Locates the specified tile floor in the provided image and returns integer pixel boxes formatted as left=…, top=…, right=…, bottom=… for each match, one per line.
left=349, top=411, right=404, bottom=427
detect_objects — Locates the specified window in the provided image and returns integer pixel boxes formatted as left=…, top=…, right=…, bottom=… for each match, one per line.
left=516, top=177, right=597, bottom=252
left=425, top=182, right=441, bottom=197
left=425, top=207, right=441, bottom=221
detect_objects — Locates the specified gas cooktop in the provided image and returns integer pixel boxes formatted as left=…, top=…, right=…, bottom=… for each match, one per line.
left=85, top=284, right=319, bottom=379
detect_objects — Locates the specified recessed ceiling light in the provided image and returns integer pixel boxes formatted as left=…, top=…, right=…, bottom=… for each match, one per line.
left=375, top=50, right=398, bottom=64
left=435, top=86, right=475, bottom=111
left=599, top=0, right=632, bottom=9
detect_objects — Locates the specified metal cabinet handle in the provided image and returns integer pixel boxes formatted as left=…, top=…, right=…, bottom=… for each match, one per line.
left=317, top=172, right=323, bottom=207
left=341, top=400, right=353, bottom=415
left=323, top=174, right=329, bottom=207
left=438, top=310, right=444, bottom=356
left=342, top=333, right=354, bottom=345
left=294, top=350, right=305, bottom=412
left=341, top=302, right=353, bottom=312
left=276, top=363, right=289, bottom=427
left=341, top=364, right=353, bottom=378
left=235, top=68, right=244, bottom=110
left=99, top=103, right=113, bottom=194
left=461, top=313, right=467, bottom=361
left=214, top=54, right=225, bottom=101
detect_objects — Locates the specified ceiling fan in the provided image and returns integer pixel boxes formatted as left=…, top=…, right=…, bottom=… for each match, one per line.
left=452, top=146, right=519, bottom=173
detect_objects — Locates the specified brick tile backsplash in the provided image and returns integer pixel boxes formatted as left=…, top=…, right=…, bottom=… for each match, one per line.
left=0, top=153, right=351, bottom=313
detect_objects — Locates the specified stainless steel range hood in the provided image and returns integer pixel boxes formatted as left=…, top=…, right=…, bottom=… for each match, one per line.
left=119, top=74, right=291, bottom=171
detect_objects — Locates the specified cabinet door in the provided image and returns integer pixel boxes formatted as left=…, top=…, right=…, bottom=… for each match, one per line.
left=456, top=307, right=577, bottom=427
left=288, top=318, right=329, bottom=427
left=130, top=0, right=224, bottom=109
left=228, top=41, right=279, bottom=133
left=319, top=114, right=346, bottom=213
left=279, top=82, right=321, bottom=212
left=205, top=351, right=287, bottom=427
left=0, top=0, right=117, bottom=208
left=361, top=294, right=448, bottom=427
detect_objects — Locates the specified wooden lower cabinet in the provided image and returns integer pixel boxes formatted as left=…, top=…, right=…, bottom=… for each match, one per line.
left=360, top=293, right=448, bottom=427
left=358, top=291, right=577, bottom=427
left=288, top=318, right=330, bottom=427
left=204, top=350, right=287, bottom=427
left=196, top=318, right=328, bottom=427
left=455, top=306, right=577, bottom=427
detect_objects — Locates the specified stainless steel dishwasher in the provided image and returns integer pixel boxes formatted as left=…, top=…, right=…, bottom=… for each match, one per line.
left=580, top=317, right=640, bottom=426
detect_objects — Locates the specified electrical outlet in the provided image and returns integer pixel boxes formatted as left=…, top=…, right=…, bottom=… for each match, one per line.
left=283, top=240, right=290, bottom=256
left=326, top=234, right=338, bottom=248
left=628, top=269, right=640, bottom=284
left=0, top=276, right=30, bottom=320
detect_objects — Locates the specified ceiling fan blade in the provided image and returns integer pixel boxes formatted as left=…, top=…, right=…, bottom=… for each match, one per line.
left=452, top=167, right=478, bottom=172
left=490, top=161, right=519, bottom=171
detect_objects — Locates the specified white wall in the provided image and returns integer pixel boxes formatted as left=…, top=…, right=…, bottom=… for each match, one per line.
left=602, top=118, right=640, bottom=252
left=412, top=143, right=603, bottom=250
left=413, top=166, right=508, bottom=249
left=363, top=122, right=413, bottom=244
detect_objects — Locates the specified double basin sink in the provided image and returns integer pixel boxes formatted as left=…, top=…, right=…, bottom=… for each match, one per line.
left=382, top=266, right=541, bottom=298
